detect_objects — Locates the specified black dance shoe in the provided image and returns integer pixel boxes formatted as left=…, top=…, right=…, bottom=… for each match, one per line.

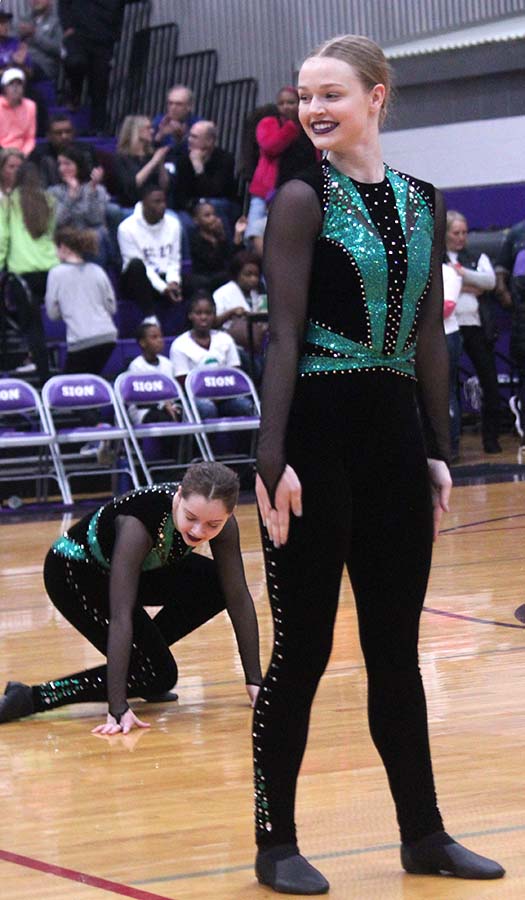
left=0, top=681, right=34, bottom=723
left=141, top=690, right=179, bottom=703
left=401, top=830, right=505, bottom=879
left=256, top=845, right=329, bottom=894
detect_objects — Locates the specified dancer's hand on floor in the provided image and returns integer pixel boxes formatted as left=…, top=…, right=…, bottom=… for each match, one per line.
left=256, top=465, right=302, bottom=549
left=246, top=684, right=260, bottom=708
left=427, top=458, right=452, bottom=541
left=91, top=707, right=151, bottom=735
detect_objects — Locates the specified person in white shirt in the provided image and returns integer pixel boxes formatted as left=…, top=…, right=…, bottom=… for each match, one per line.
left=117, top=184, right=182, bottom=322
left=170, top=291, right=252, bottom=421
left=127, top=322, right=180, bottom=425
left=213, top=251, right=264, bottom=346
left=445, top=211, right=500, bottom=454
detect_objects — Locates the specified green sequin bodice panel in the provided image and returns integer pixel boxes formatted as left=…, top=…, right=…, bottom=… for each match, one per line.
left=52, top=484, right=192, bottom=570
left=298, top=161, right=435, bottom=378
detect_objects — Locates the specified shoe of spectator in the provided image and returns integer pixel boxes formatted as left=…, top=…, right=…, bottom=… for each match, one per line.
left=96, top=440, right=114, bottom=466
left=79, top=442, right=98, bottom=456
left=509, top=395, right=523, bottom=438
left=15, top=359, right=37, bottom=374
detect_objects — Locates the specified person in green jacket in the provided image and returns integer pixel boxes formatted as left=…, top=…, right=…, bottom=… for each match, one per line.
left=0, top=161, right=58, bottom=383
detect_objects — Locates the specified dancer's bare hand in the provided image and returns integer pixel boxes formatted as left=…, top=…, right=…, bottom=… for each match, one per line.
left=427, top=458, right=452, bottom=541
left=256, top=465, right=302, bottom=549
left=246, top=684, right=260, bottom=708
left=91, top=707, right=151, bottom=735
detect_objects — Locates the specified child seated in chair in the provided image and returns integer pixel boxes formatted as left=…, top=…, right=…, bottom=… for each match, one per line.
left=169, top=291, right=253, bottom=422
left=127, top=322, right=181, bottom=426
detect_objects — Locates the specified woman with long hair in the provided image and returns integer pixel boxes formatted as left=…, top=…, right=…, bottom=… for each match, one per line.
left=0, top=161, right=58, bottom=384
left=251, top=34, right=504, bottom=893
left=113, top=114, right=170, bottom=210
left=0, top=147, right=24, bottom=200
left=48, top=145, right=108, bottom=231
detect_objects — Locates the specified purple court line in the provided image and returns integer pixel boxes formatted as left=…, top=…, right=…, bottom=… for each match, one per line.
left=0, top=849, right=173, bottom=900
left=441, top=513, right=525, bottom=534
left=423, top=606, right=525, bottom=630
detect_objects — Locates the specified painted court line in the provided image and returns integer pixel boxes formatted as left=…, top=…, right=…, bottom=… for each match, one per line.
left=423, top=605, right=525, bottom=630
left=132, top=823, right=525, bottom=886
left=0, top=849, right=172, bottom=900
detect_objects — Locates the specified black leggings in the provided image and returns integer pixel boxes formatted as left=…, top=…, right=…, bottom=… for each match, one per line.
left=34, top=551, right=227, bottom=711
left=254, top=374, right=443, bottom=848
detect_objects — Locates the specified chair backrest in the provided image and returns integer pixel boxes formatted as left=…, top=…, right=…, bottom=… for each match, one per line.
left=43, top=374, right=115, bottom=412
left=186, top=366, right=258, bottom=404
left=116, top=371, right=182, bottom=407
left=0, top=378, right=42, bottom=415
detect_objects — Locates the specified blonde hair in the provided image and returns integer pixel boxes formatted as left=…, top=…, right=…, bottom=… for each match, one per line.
left=306, top=34, right=392, bottom=125
left=117, top=115, right=152, bottom=155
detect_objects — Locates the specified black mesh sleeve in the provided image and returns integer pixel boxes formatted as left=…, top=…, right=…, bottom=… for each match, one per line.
left=415, top=189, right=451, bottom=464
left=210, top=516, right=263, bottom=686
left=106, top=516, right=153, bottom=717
left=256, top=179, right=322, bottom=503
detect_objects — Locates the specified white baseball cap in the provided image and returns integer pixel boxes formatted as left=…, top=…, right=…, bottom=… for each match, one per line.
left=1, top=68, right=26, bottom=87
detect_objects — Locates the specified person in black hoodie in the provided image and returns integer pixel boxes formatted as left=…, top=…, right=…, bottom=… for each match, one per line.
left=58, top=0, right=126, bottom=133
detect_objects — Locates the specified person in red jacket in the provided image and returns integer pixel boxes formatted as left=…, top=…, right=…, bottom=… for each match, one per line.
left=245, top=87, right=317, bottom=244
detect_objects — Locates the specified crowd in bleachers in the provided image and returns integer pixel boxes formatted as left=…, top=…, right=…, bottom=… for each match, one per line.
left=1, top=0, right=525, bottom=484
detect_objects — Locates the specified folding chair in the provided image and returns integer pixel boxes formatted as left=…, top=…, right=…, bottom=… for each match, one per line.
left=114, top=371, right=209, bottom=484
left=184, top=366, right=260, bottom=464
left=0, top=378, right=69, bottom=505
left=42, top=373, right=141, bottom=503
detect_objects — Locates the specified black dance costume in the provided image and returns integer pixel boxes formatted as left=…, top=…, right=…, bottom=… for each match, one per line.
left=254, top=159, right=451, bottom=849
left=31, top=484, right=261, bottom=718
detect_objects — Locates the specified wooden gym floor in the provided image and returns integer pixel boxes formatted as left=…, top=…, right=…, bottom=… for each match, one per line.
left=1, top=432, right=524, bottom=899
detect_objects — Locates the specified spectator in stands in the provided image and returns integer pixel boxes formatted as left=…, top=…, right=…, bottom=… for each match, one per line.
left=445, top=211, right=501, bottom=453
left=170, top=120, right=237, bottom=232
left=59, top=0, right=125, bottom=133
left=126, top=322, right=180, bottom=425
left=213, top=251, right=266, bottom=380
left=495, top=218, right=525, bottom=445
left=0, top=10, right=31, bottom=74
left=113, top=115, right=170, bottom=211
left=0, top=148, right=24, bottom=200
left=18, top=0, right=62, bottom=83
left=213, top=251, right=264, bottom=340
left=0, top=68, right=36, bottom=155
left=45, top=225, right=117, bottom=375
left=48, top=145, right=108, bottom=230
left=29, top=113, right=97, bottom=187
left=170, top=291, right=252, bottom=420
left=153, top=84, right=200, bottom=156
left=245, top=87, right=318, bottom=243
left=0, top=161, right=58, bottom=385
left=188, top=200, right=247, bottom=293
left=117, top=184, right=182, bottom=323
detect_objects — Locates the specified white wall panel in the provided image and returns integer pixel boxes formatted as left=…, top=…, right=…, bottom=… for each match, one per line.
left=381, top=115, right=525, bottom=188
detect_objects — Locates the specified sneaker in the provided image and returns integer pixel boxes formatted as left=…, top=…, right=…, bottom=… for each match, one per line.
left=79, top=442, right=98, bottom=456
left=509, top=395, right=523, bottom=438
left=14, top=360, right=37, bottom=374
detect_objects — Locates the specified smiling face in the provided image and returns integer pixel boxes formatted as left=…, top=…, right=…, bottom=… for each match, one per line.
left=57, top=154, right=78, bottom=182
left=297, top=56, right=384, bottom=154
left=172, top=489, right=231, bottom=546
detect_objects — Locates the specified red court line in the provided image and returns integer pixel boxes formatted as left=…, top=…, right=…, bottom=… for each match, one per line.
left=0, top=848, right=173, bottom=900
